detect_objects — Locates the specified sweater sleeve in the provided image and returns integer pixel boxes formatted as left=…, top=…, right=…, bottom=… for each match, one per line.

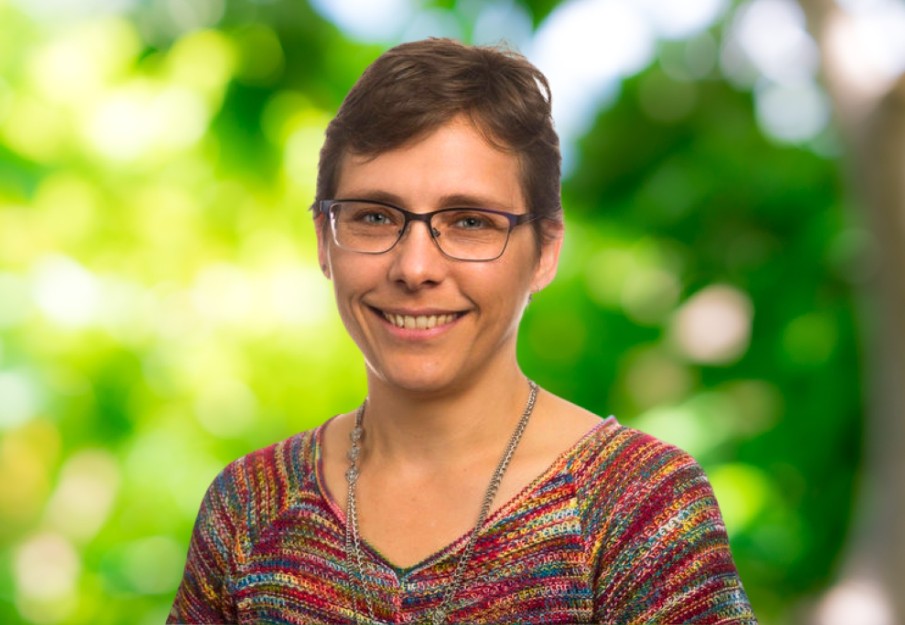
left=167, top=466, right=243, bottom=624
left=592, top=437, right=757, bottom=625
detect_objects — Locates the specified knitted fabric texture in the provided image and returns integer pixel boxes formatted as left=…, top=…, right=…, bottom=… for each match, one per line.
left=168, top=418, right=757, bottom=624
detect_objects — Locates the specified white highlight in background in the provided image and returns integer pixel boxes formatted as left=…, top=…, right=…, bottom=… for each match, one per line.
left=308, top=0, right=414, bottom=42
left=33, top=255, right=100, bottom=328
left=44, top=450, right=120, bottom=543
left=14, top=532, right=80, bottom=624
left=636, top=0, right=729, bottom=40
left=531, top=0, right=653, bottom=138
left=0, top=370, right=41, bottom=429
left=670, top=284, right=753, bottom=365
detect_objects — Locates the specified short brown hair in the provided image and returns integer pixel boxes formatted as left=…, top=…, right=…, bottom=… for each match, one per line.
left=314, top=38, right=562, bottom=244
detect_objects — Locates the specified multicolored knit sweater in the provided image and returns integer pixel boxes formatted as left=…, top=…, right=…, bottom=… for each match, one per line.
left=168, top=417, right=756, bottom=624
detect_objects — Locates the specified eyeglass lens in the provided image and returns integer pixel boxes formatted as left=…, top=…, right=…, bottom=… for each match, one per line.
left=329, top=201, right=514, bottom=261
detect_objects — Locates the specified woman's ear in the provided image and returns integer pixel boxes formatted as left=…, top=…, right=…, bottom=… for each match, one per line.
left=530, top=220, right=564, bottom=294
left=314, top=213, right=331, bottom=279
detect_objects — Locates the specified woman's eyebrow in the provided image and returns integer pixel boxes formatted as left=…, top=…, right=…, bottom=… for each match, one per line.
left=436, top=193, right=513, bottom=210
left=336, top=189, right=404, bottom=205
left=335, top=190, right=515, bottom=211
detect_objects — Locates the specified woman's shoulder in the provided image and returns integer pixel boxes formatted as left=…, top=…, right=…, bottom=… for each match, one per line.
left=572, top=416, right=698, bottom=465
left=229, top=426, right=318, bottom=474
left=565, top=414, right=711, bottom=503
left=202, top=424, right=326, bottom=514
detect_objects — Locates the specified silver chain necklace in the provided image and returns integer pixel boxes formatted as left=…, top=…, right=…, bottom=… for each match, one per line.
left=344, top=380, right=538, bottom=625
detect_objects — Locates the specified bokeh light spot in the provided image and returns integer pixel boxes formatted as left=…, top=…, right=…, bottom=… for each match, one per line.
left=266, top=265, right=335, bottom=327
left=194, top=376, right=258, bottom=438
left=121, top=535, right=185, bottom=594
left=0, top=272, right=31, bottom=329
left=670, top=284, right=753, bottom=364
left=0, top=369, right=41, bottom=428
left=1, top=94, right=66, bottom=162
left=838, top=0, right=905, bottom=78
left=26, top=17, right=140, bottom=106
left=659, top=32, right=719, bottom=80
left=233, top=24, right=285, bottom=85
left=632, top=389, right=746, bottom=457
left=709, top=462, right=772, bottom=533
left=399, top=8, right=464, bottom=41
left=755, top=79, right=831, bottom=143
left=309, top=0, right=414, bottom=42
left=620, top=266, right=681, bottom=325
left=782, top=311, right=838, bottom=366
left=189, top=263, right=260, bottom=329
left=83, top=82, right=209, bottom=161
left=262, top=91, right=312, bottom=145
left=637, top=0, right=729, bottom=39
left=0, top=76, right=12, bottom=120
left=14, top=532, right=80, bottom=623
left=11, top=0, right=137, bottom=22
left=472, top=1, right=533, bottom=47
left=164, top=0, right=225, bottom=33
left=632, top=403, right=711, bottom=456
left=621, top=346, right=695, bottom=410
left=0, top=421, right=60, bottom=527
left=813, top=577, right=896, bottom=625
left=45, top=449, right=120, bottom=543
left=283, top=118, right=331, bottom=193
left=639, top=73, right=698, bottom=123
left=530, top=0, right=654, bottom=141
left=722, top=0, right=818, bottom=87
left=165, top=28, right=237, bottom=101
left=33, top=255, right=101, bottom=328
left=585, top=245, right=636, bottom=309
left=721, top=379, right=783, bottom=434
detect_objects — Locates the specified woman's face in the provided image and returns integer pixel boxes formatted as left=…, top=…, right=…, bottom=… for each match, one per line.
left=316, top=117, right=562, bottom=393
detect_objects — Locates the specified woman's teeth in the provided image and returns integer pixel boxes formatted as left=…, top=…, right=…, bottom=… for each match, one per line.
left=383, top=312, right=457, bottom=329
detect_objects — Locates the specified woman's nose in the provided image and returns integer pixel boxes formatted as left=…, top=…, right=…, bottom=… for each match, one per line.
left=387, top=220, right=447, bottom=288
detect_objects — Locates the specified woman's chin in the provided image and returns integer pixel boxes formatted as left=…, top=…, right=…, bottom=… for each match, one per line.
left=368, top=365, right=466, bottom=397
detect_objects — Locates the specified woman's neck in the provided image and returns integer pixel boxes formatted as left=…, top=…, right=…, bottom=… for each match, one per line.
left=359, top=369, right=533, bottom=467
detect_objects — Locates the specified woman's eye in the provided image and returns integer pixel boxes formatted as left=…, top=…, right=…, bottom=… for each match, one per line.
left=354, top=210, right=392, bottom=225
left=454, top=214, right=492, bottom=229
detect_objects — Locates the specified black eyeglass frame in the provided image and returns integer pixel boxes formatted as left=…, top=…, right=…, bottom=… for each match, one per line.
left=317, top=198, right=537, bottom=262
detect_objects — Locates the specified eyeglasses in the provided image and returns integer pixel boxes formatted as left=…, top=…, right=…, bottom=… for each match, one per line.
left=318, top=199, right=536, bottom=262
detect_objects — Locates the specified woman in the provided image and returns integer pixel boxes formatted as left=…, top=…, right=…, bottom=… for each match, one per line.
left=168, top=38, right=757, bottom=624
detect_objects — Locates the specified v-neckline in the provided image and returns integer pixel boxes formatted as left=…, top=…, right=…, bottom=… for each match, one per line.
left=313, top=416, right=612, bottom=575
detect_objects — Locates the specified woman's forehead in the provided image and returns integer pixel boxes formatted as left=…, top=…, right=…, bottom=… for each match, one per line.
left=335, top=118, right=525, bottom=211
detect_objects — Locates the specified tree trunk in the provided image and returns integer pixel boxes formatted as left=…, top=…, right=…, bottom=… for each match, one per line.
left=798, top=1, right=905, bottom=623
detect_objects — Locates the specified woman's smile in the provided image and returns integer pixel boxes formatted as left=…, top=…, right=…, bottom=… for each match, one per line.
left=375, top=308, right=465, bottom=331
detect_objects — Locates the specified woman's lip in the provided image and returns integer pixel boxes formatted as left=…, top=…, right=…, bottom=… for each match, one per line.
left=368, top=306, right=465, bottom=331
left=371, top=304, right=465, bottom=316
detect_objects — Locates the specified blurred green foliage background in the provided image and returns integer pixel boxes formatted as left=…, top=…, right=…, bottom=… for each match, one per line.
left=0, top=1, right=866, bottom=624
